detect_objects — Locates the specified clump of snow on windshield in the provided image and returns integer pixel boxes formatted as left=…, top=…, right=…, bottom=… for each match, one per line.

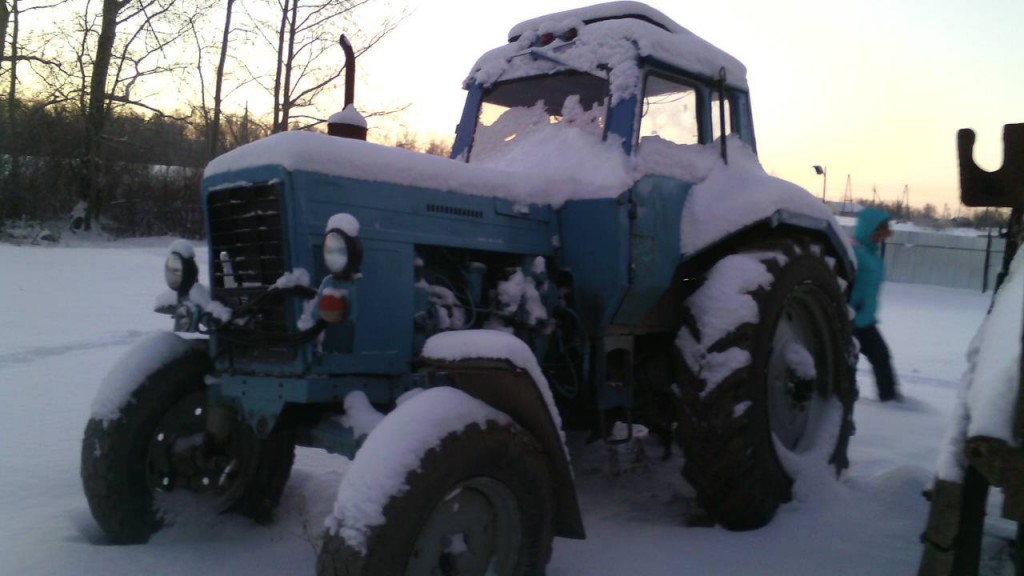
left=676, top=253, right=773, bottom=395
left=633, top=136, right=724, bottom=183
left=421, top=330, right=565, bottom=442
left=325, top=386, right=512, bottom=553
left=90, top=332, right=197, bottom=424
left=328, top=104, right=367, bottom=129
left=327, top=213, right=360, bottom=237
left=168, top=239, right=195, bottom=259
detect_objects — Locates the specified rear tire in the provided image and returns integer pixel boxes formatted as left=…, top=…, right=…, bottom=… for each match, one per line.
left=81, top=336, right=295, bottom=543
left=318, top=421, right=555, bottom=576
left=674, top=240, right=856, bottom=530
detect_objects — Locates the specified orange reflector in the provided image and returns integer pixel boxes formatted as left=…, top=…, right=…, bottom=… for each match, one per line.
left=320, top=294, right=349, bottom=323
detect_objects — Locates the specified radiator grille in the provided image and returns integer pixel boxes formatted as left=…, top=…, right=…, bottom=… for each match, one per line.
left=207, top=184, right=288, bottom=336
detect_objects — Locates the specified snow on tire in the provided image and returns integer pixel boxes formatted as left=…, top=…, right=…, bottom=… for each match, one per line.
left=674, top=239, right=856, bottom=531
left=81, top=333, right=295, bottom=544
left=318, top=386, right=555, bottom=576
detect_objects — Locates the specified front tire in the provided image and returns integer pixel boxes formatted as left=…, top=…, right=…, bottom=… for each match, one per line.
left=674, top=240, right=856, bottom=530
left=318, top=418, right=555, bottom=576
left=81, top=335, right=295, bottom=543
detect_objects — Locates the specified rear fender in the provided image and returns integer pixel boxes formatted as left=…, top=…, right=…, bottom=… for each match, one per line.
left=421, top=358, right=586, bottom=540
left=681, top=209, right=855, bottom=291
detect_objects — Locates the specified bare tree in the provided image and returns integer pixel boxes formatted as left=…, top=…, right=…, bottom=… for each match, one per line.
left=209, top=0, right=234, bottom=158
left=241, top=0, right=404, bottom=133
left=77, top=0, right=213, bottom=230
left=1, top=2, right=9, bottom=68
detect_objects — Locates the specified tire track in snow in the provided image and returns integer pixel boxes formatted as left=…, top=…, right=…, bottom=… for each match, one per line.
left=0, top=330, right=149, bottom=370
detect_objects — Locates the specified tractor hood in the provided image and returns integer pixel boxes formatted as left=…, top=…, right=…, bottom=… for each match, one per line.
left=204, top=130, right=633, bottom=208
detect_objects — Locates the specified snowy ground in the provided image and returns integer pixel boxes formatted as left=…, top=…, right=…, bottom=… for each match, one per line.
left=0, top=239, right=1015, bottom=575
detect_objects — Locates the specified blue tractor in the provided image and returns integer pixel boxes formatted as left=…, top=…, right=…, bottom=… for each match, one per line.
left=81, top=3, right=857, bottom=574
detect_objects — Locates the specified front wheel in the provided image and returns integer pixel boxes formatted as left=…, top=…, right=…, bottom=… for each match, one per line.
left=81, top=333, right=295, bottom=543
left=674, top=240, right=856, bottom=530
left=318, top=388, right=555, bottom=576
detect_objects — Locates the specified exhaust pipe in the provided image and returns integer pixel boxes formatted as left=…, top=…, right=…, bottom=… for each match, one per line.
left=341, top=35, right=356, bottom=108
left=328, top=34, right=367, bottom=140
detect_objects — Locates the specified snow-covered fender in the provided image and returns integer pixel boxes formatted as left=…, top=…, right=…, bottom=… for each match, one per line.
left=681, top=208, right=855, bottom=291
left=676, top=148, right=856, bottom=289
left=419, top=330, right=586, bottom=540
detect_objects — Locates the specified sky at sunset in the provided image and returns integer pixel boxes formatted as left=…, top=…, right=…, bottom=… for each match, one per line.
left=358, top=0, right=1024, bottom=212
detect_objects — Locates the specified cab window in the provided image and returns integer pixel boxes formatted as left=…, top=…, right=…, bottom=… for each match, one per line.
left=638, top=75, right=700, bottom=146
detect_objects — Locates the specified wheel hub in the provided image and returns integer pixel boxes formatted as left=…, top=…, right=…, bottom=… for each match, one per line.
left=766, top=289, right=835, bottom=452
left=407, top=477, right=522, bottom=576
left=145, top=391, right=255, bottom=509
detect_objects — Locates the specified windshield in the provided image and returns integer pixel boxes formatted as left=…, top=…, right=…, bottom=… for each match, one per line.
left=470, top=72, right=609, bottom=163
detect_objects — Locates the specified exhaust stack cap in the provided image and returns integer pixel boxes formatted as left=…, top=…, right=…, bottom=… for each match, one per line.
left=328, top=104, right=368, bottom=140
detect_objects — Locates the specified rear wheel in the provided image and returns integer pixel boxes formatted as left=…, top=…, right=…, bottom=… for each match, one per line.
left=674, top=240, right=856, bottom=530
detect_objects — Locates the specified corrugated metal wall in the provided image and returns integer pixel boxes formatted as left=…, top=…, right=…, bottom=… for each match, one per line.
left=839, top=225, right=1006, bottom=292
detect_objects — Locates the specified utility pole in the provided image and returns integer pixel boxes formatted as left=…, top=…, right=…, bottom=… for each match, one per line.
left=842, top=174, right=854, bottom=215
left=899, top=185, right=911, bottom=220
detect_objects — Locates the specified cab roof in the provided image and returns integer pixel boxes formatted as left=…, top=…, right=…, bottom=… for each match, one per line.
left=466, top=1, right=747, bottom=101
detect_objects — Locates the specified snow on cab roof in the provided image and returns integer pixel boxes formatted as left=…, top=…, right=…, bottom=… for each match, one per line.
left=466, top=1, right=747, bottom=101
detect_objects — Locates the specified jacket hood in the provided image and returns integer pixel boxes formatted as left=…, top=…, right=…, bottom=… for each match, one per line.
left=854, top=207, right=890, bottom=245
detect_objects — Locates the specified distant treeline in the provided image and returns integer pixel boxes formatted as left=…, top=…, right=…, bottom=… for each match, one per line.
left=0, top=96, right=450, bottom=239
left=0, top=98, right=270, bottom=238
left=854, top=198, right=1010, bottom=230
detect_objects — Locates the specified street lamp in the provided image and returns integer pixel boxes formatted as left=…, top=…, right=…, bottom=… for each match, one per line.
left=813, top=165, right=827, bottom=202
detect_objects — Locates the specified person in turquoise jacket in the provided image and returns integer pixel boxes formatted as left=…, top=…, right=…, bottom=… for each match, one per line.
left=850, top=207, right=900, bottom=401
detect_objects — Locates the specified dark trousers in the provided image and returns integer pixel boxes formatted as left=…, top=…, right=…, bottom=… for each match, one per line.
left=854, top=324, right=898, bottom=401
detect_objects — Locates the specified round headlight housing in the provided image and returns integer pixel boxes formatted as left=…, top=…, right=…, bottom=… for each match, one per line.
left=164, top=248, right=198, bottom=295
left=323, top=229, right=362, bottom=279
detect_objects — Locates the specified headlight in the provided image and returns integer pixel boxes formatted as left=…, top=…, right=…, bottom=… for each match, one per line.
left=165, top=253, right=185, bottom=290
left=323, top=228, right=363, bottom=279
left=324, top=231, right=349, bottom=274
left=164, top=243, right=198, bottom=295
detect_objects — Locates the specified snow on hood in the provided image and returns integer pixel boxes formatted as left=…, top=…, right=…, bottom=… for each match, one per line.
left=468, top=2, right=747, bottom=104
left=204, top=130, right=631, bottom=208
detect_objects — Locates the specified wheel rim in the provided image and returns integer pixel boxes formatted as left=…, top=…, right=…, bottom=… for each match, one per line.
left=145, top=391, right=257, bottom=509
left=765, top=286, right=837, bottom=452
left=406, top=476, right=523, bottom=576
